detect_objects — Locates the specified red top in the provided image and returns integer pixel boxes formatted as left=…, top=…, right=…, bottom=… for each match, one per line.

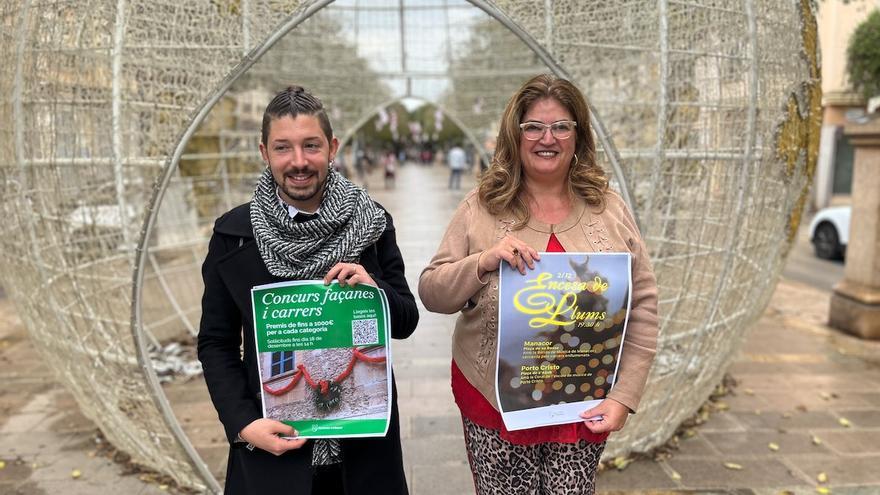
left=451, top=233, right=609, bottom=445
left=545, top=231, right=566, bottom=252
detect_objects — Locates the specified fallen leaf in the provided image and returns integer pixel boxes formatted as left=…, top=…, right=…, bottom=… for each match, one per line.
left=777, top=491, right=796, bottom=495
left=723, top=462, right=743, bottom=470
left=612, top=456, right=632, bottom=470
left=768, top=442, right=780, bottom=451
left=782, top=412, right=792, bottom=419
left=159, top=485, right=168, bottom=491
left=817, top=472, right=828, bottom=483
left=838, top=417, right=851, bottom=427
left=670, top=469, right=682, bottom=481
left=0, top=460, right=5, bottom=469
left=744, top=388, right=754, bottom=395
left=715, top=401, right=730, bottom=411
left=812, top=435, right=823, bottom=445
left=816, top=487, right=830, bottom=494
left=819, top=392, right=832, bottom=400
left=684, top=428, right=696, bottom=438
left=71, top=469, right=82, bottom=479
left=796, top=404, right=808, bottom=412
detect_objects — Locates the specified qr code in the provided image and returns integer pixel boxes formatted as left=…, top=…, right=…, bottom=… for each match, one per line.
left=351, top=318, right=379, bottom=345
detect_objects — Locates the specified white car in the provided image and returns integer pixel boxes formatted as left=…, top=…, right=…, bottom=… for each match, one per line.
left=809, top=205, right=851, bottom=260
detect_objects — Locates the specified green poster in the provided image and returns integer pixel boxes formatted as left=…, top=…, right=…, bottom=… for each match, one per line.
left=251, top=280, right=391, bottom=438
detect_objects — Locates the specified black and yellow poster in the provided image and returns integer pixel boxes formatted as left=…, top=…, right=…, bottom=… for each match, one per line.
left=496, top=253, right=632, bottom=431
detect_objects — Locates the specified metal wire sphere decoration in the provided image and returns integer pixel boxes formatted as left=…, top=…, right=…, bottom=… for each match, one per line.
left=0, top=0, right=820, bottom=490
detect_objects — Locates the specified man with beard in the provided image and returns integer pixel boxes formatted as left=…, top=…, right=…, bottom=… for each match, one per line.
left=198, top=86, right=419, bottom=494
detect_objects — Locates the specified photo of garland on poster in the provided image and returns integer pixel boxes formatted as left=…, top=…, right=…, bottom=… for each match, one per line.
left=251, top=280, right=392, bottom=438
left=496, top=253, right=632, bottom=431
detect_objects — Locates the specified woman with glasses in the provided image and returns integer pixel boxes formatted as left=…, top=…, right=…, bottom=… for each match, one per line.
left=419, top=74, right=658, bottom=494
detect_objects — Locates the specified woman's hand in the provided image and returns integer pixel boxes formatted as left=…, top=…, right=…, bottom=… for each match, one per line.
left=579, top=398, right=630, bottom=433
left=324, top=262, right=377, bottom=287
left=239, top=418, right=307, bottom=455
left=478, top=234, right=540, bottom=276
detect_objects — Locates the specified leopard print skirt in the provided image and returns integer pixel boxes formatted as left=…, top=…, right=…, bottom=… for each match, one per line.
left=461, top=417, right=606, bottom=495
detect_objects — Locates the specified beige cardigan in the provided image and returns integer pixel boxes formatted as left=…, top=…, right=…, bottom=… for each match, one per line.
left=419, top=189, right=658, bottom=413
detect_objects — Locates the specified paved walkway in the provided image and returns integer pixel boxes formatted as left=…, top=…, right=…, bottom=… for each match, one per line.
left=2, top=163, right=879, bottom=494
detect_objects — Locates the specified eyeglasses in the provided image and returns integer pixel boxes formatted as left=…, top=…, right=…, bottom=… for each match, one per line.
left=519, top=120, right=577, bottom=140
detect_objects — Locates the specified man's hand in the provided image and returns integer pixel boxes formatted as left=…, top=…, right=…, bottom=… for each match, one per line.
left=239, top=418, right=307, bottom=456
left=579, top=398, right=630, bottom=434
left=324, top=262, right=377, bottom=287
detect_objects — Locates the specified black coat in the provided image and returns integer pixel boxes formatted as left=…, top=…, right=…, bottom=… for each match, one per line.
left=197, top=203, right=419, bottom=494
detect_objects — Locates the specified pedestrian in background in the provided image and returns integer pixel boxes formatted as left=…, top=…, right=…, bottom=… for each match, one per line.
left=354, top=148, right=372, bottom=190
left=384, top=149, right=398, bottom=189
left=419, top=74, right=658, bottom=494
left=447, top=143, right=467, bottom=190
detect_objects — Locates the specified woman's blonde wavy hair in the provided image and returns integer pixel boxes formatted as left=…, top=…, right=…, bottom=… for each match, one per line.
left=478, top=74, right=608, bottom=228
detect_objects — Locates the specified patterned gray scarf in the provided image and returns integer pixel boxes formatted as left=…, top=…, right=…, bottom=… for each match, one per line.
left=251, top=166, right=385, bottom=465
left=251, top=167, right=386, bottom=279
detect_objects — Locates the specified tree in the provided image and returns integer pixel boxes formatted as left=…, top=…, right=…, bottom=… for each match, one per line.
left=847, top=10, right=880, bottom=100
left=445, top=18, right=546, bottom=138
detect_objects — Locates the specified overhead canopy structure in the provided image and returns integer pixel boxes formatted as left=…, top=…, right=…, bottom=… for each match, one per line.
left=0, top=0, right=820, bottom=491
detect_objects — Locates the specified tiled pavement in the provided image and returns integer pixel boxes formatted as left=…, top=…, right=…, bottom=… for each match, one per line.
left=2, top=164, right=879, bottom=494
